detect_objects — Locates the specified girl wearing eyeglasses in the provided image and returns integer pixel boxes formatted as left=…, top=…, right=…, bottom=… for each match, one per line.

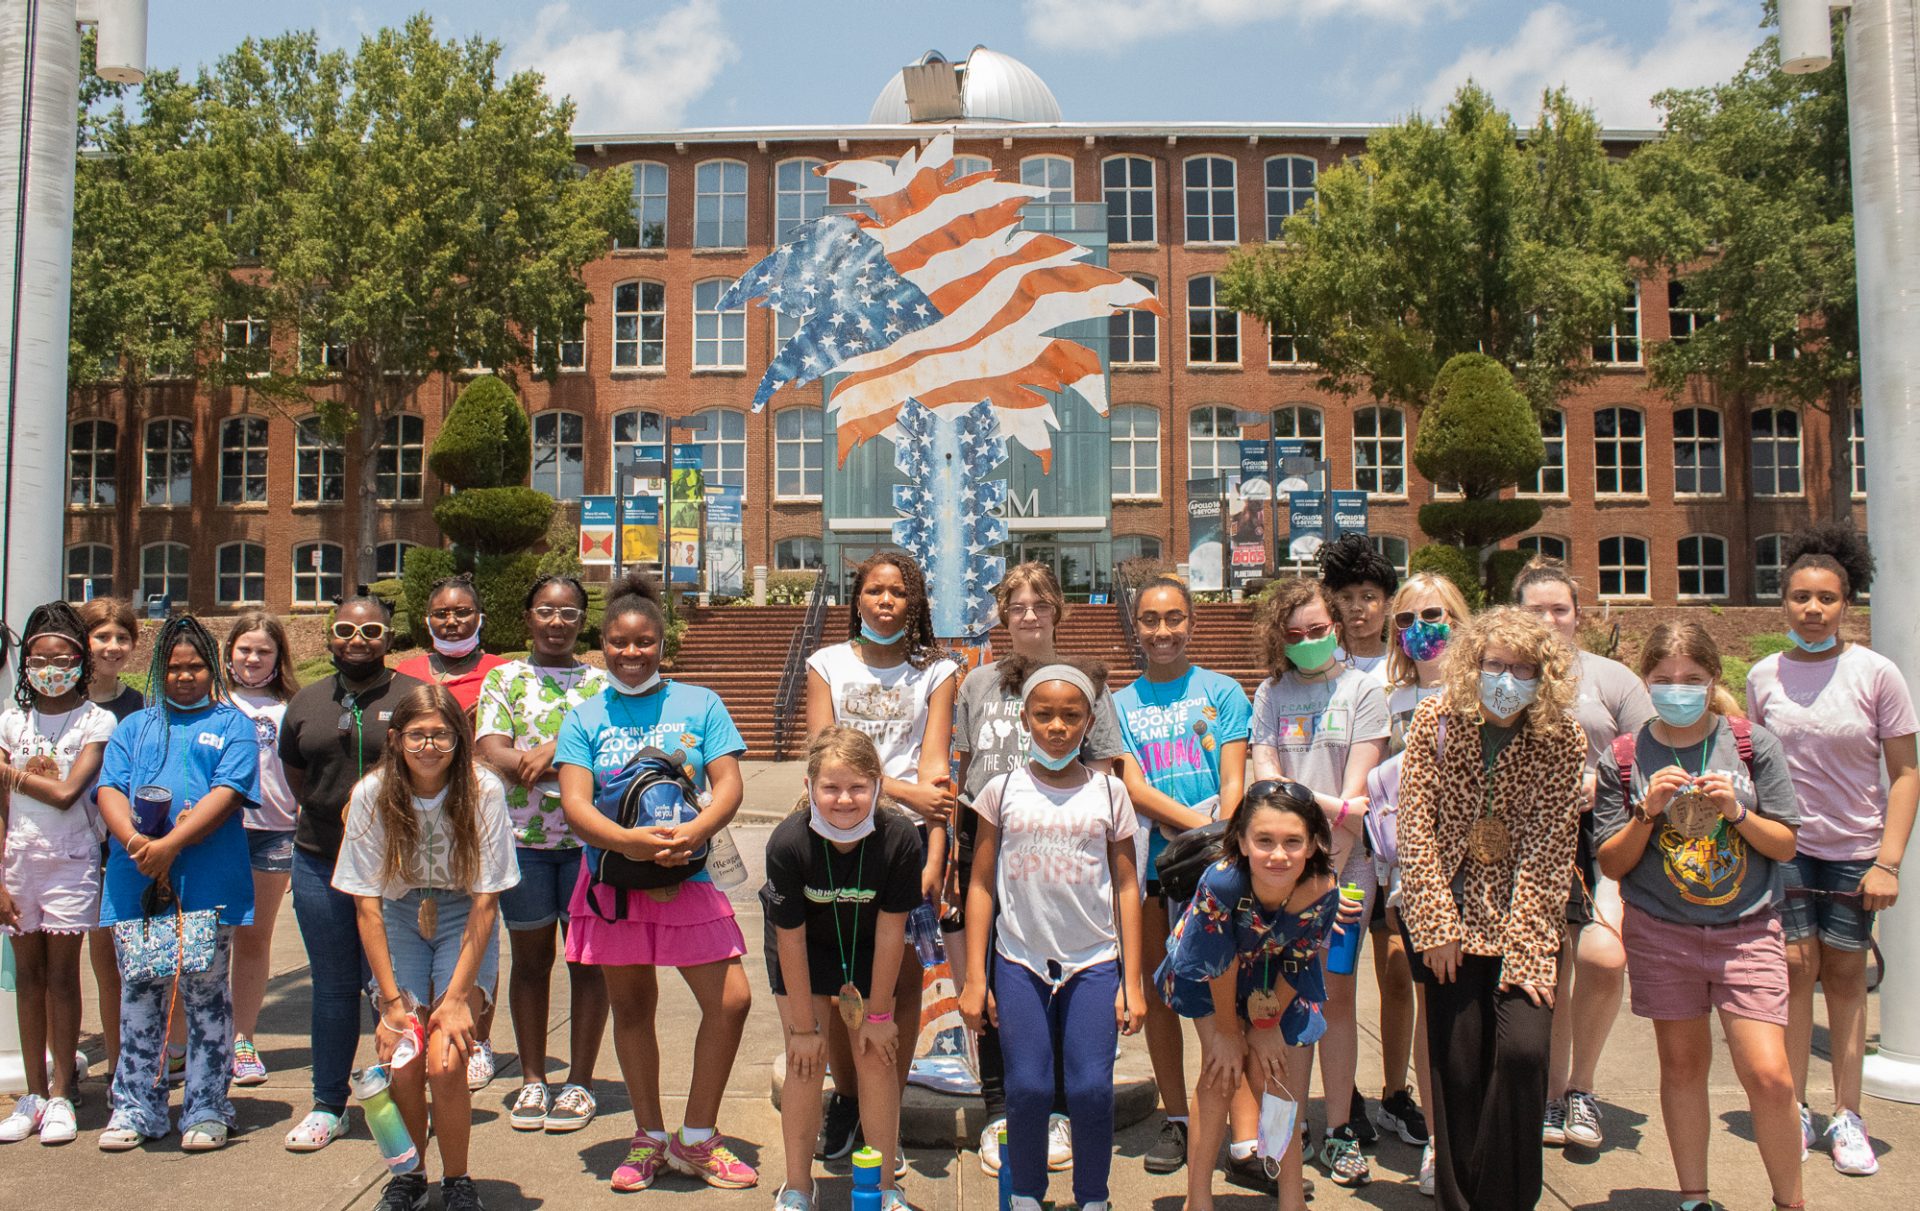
left=1248, top=577, right=1390, bottom=1188
left=474, top=573, right=610, bottom=1136
left=279, top=596, right=429, bottom=1153
left=395, top=574, right=506, bottom=716
left=333, top=683, right=519, bottom=1211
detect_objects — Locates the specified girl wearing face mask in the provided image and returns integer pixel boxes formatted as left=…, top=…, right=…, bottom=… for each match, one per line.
left=0, top=602, right=116, bottom=1147
left=764, top=727, right=923, bottom=1211
left=1396, top=606, right=1584, bottom=1211
left=396, top=574, right=505, bottom=716
left=222, top=613, right=302, bottom=1090
left=1595, top=623, right=1804, bottom=1211
left=1248, top=577, right=1389, bottom=1189
left=278, top=597, right=428, bottom=1153
left=79, top=597, right=144, bottom=1076
left=1746, top=524, right=1917, bottom=1178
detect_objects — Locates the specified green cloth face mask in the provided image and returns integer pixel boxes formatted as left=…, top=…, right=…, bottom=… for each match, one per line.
left=1284, top=632, right=1340, bottom=672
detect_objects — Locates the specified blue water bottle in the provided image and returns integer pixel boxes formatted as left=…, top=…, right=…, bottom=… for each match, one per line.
left=1325, top=881, right=1368, bottom=976
left=852, top=1146, right=883, bottom=1211
left=997, top=1125, right=1012, bottom=1211
left=908, top=901, right=942, bottom=969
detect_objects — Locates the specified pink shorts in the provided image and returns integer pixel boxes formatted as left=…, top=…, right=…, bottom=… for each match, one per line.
left=1622, top=901, right=1789, bottom=1025
left=565, top=861, right=745, bottom=969
left=3, top=842, right=102, bottom=935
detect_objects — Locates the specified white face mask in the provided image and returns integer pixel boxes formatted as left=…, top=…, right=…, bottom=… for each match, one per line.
left=432, top=626, right=484, bottom=659
left=1256, top=1083, right=1300, bottom=1177
left=609, top=671, right=662, bottom=696
left=807, top=794, right=877, bottom=844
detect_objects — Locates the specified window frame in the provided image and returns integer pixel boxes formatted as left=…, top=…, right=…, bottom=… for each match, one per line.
left=1268, top=325, right=1302, bottom=366
left=1750, top=407, right=1804, bottom=498
left=531, top=410, right=587, bottom=501
left=221, top=315, right=272, bottom=377
left=1597, top=535, right=1652, bottom=601
left=1112, top=534, right=1164, bottom=566
left=1672, top=407, right=1725, bottom=498
left=1263, top=154, right=1317, bottom=241
left=1593, top=406, right=1647, bottom=498
left=625, top=160, right=669, bottom=250
left=139, top=541, right=190, bottom=606
left=1352, top=406, right=1407, bottom=499
left=1517, top=408, right=1567, bottom=498
left=1851, top=404, right=1867, bottom=499
left=1676, top=533, right=1730, bottom=602
left=950, top=155, right=993, bottom=180
left=1667, top=280, right=1710, bottom=344
left=217, top=415, right=271, bottom=506
left=774, top=405, right=825, bottom=502
left=291, top=541, right=345, bottom=607
left=215, top=541, right=267, bottom=606
left=68, top=418, right=117, bottom=508
left=1101, top=154, right=1156, bottom=245
left=1185, top=274, right=1240, bottom=366
left=374, top=413, right=425, bottom=504
left=774, top=157, right=828, bottom=243
left=684, top=407, right=748, bottom=498
left=1186, top=405, right=1242, bottom=485
left=612, top=409, right=666, bottom=492
left=612, top=279, right=667, bottom=371
left=775, top=536, right=825, bottom=571
left=1592, top=283, right=1643, bottom=366
left=1370, top=535, right=1410, bottom=579
left=692, top=278, right=747, bottom=370
left=1019, top=154, right=1075, bottom=203
left=294, top=415, right=345, bottom=505
left=375, top=541, right=418, bottom=583
left=693, top=158, right=748, bottom=250
left=1110, top=405, right=1162, bottom=500
left=1271, top=404, right=1325, bottom=465
left=1754, top=533, right=1789, bottom=601
left=1108, top=274, right=1158, bottom=366
left=533, top=321, right=586, bottom=374
left=64, top=543, right=114, bottom=603
left=1183, top=154, right=1238, bottom=244
left=1518, top=534, right=1570, bottom=563
left=142, top=416, right=194, bottom=507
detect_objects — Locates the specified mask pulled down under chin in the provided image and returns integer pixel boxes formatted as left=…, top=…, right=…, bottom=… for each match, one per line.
left=609, top=671, right=662, bottom=696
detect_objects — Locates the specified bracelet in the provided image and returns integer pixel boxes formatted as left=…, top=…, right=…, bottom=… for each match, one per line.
left=1873, top=861, right=1902, bottom=878
left=784, top=1022, right=820, bottom=1036
left=1333, top=798, right=1352, bottom=829
left=1729, top=805, right=1749, bottom=827
left=865, top=1011, right=894, bottom=1024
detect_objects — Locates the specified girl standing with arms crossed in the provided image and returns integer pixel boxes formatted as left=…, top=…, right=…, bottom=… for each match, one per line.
left=80, top=596, right=144, bottom=1079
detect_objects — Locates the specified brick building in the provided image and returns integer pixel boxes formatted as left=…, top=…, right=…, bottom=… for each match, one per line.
left=62, top=47, right=1853, bottom=614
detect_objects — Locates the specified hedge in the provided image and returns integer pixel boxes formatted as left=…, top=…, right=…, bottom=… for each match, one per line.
left=473, top=552, right=545, bottom=653
left=433, top=486, right=555, bottom=554
left=1484, top=547, right=1535, bottom=605
left=1416, top=499, right=1545, bottom=551
left=1409, top=543, right=1485, bottom=610
left=400, top=546, right=458, bottom=648
left=428, top=374, right=532, bottom=489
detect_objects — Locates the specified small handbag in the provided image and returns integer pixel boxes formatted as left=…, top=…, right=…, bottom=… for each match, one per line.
left=114, top=882, right=221, bottom=984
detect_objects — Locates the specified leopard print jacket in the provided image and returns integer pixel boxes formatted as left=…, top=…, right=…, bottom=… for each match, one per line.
left=1397, top=693, right=1585, bottom=988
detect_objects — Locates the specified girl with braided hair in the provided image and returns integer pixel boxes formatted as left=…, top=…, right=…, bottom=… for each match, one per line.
left=0, top=601, right=117, bottom=1146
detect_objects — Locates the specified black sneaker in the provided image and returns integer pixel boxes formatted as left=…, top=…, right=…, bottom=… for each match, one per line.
left=815, top=1092, right=861, bottom=1161
left=1144, top=1117, right=1188, bottom=1174
left=1224, top=1150, right=1278, bottom=1194
left=441, top=1175, right=485, bottom=1211
left=374, top=1173, right=429, bottom=1211
left=1375, top=1088, right=1429, bottom=1145
left=1347, top=1089, right=1378, bottom=1147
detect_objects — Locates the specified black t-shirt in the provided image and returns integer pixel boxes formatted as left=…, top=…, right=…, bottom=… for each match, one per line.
left=760, top=806, right=924, bottom=998
left=281, top=671, right=428, bottom=859
left=94, top=685, right=145, bottom=722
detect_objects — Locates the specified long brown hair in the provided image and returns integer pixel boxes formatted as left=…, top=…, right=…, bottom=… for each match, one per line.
left=357, top=684, right=483, bottom=893
left=847, top=550, right=940, bottom=669
left=1255, top=576, right=1342, bottom=680
left=994, top=561, right=1068, bottom=638
left=1638, top=621, right=1742, bottom=718
left=225, top=611, right=302, bottom=703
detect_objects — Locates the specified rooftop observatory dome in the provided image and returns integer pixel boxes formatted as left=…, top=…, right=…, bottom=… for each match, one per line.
left=868, top=47, right=1063, bottom=125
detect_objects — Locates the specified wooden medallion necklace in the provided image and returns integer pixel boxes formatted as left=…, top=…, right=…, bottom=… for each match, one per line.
left=1660, top=734, right=1721, bottom=840
left=1468, top=728, right=1512, bottom=865
left=824, top=834, right=870, bottom=1030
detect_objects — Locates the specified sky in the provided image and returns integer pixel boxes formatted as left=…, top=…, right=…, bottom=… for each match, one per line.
left=137, top=0, right=1774, bottom=134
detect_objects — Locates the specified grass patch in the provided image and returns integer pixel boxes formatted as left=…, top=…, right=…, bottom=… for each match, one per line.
left=1746, top=633, right=1794, bottom=661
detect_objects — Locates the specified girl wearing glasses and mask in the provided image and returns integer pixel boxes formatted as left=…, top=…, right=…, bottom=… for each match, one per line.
left=1396, top=607, right=1585, bottom=1211
left=333, top=684, right=519, bottom=1211
left=279, top=596, right=428, bottom=1153
left=396, top=574, right=506, bottom=716
left=1248, top=578, right=1390, bottom=1188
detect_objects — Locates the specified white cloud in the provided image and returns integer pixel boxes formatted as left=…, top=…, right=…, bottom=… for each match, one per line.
left=1421, top=0, right=1759, bottom=128
left=1023, top=0, right=1451, bottom=50
left=507, top=0, right=738, bottom=133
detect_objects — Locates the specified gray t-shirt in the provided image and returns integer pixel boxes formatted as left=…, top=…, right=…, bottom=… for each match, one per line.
left=1572, top=650, right=1657, bottom=772
left=1250, top=667, right=1390, bottom=796
left=953, top=660, right=1128, bottom=798
left=1591, top=717, right=1802, bottom=926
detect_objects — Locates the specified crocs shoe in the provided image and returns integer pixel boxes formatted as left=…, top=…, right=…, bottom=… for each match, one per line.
left=509, top=1083, right=549, bottom=1131
left=466, top=1041, right=496, bottom=1092
left=285, top=1107, right=351, bottom=1152
left=233, top=1038, right=268, bottom=1087
left=774, top=1188, right=814, bottom=1211
left=0, top=1094, right=47, bottom=1143
left=668, top=1131, right=759, bottom=1189
left=38, top=1097, right=77, bottom=1146
left=98, top=1113, right=152, bottom=1152
left=1827, top=1109, right=1879, bottom=1176
left=612, top=1132, right=667, bottom=1192
left=181, top=1119, right=229, bottom=1152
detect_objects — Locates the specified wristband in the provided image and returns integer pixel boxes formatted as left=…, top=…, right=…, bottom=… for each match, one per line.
left=865, top=1011, right=894, bottom=1024
left=1729, top=805, right=1748, bottom=827
left=1333, top=797, right=1352, bottom=829
left=1873, top=861, right=1902, bottom=878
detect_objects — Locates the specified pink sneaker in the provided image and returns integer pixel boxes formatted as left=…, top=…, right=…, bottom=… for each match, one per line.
left=612, top=1132, right=666, bottom=1192
left=667, top=1131, right=759, bottom=1189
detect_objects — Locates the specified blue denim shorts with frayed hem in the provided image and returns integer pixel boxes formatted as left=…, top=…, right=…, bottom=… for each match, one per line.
left=246, top=828, right=295, bottom=874
left=498, top=846, right=584, bottom=932
left=1780, top=854, right=1876, bottom=952
left=374, top=888, right=500, bottom=1010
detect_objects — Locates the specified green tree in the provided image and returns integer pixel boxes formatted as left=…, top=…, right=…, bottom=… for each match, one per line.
left=1413, top=353, right=1545, bottom=572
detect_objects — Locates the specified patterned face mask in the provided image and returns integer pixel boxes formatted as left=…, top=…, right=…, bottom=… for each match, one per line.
left=1397, top=619, right=1450, bottom=663
left=26, top=664, right=83, bottom=697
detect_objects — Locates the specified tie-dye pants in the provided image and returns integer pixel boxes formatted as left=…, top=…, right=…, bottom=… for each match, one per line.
left=108, top=925, right=236, bottom=1138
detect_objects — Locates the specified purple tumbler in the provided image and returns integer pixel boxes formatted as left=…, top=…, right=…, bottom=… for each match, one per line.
left=132, top=784, right=173, bottom=838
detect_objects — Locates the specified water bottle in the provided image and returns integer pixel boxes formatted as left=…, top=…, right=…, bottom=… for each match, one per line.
left=350, top=1016, right=423, bottom=1175
left=908, top=901, right=942, bottom=969
left=997, top=1125, right=1013, bottom=1211
left=132, top=784, right=173, bottom=838
left=851, top=1145, right=883, bottom=1211
left=1326, top=881, right=1368, bottom=976
left=706, top=827, right=747, bottom=891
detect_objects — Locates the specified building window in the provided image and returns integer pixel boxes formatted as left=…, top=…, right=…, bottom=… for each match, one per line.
left=1020, top=155, right=1074, bottom=203
left=69, top=419, right=117, bottom=507
left=1353, top=406, right=1407, bottom=497
left=613, top=280, right=666, bottom=370
left=65, top=544, right=113, bottom=602
left=1668, top=280, right=1710, bottom=343
left=534, top=321, right=585, bottom=373
left=1518, top=534, right=1569, bottom=563
left=1517, top=408, right=1566, bottom=497
left=1187, top=406, right=1241, bottom=483
left=694, top=159, right=747, bottom=249
left=1269, top=327, right=1300, bottom=365
left=685, top=408, right=746, bottom=495
left=1109, top=274, right=1157, bottom=365
left=375, top=541, right=417, bottom=583
left=532, top=411, right=585, bottom=501
left=1598, top=535, right=1651, bottom=599
left=1371, top=535, right=1410, bottom=578
left=775, top=406, right=824, bottom=500
left=1271, top=405, right=1324, bottom=464
left=1851, top=404, right=1866, bottom=497
left=1592, top=283, right=1642, bottom=364
left=775, top=158, right=828, bottom=242
left=292, top=542, right=344, bottom=606
left=1677, top=534, right=1729, bottom=600
left=1754, top=533, right=1788, bottom=600
left=693, top=278, right=746, bottom=369
left=950, top=155, right=993, bottom=179
left=300, top=327, right=348, bottom=374
left=1111, top=406, right=1161, bottom=499
left=1593, top=407, right=1645, bottom=496
left=1264, top=155, right=1317, bottom=240
left=626, top=161, right=668, bottom=249
left=295, top=417, right=344, bottom=504
left=775, top=536, right=824, bottom=570
left=143, top=417, right=193, bottom=506
left=140, top=542, right=189, bottom=606
left=375, top=413, right=425, bottom=503
left=1103, top=155, right=1155, bottom=244
left=1113, top=534, right=1164, bottom=566
left=1184, top=155, right=1237, bottom=243
left=147, top=317, right=186, bottom=379
left=1751, top=408, right=1802, bottom=497
left=612, top=409, right=665, bottom=490
left=1186, top=275, right=1239, bottom=365
left=216, top=542, right=266, bottom=605
left=218, top=416, right=270, bottom=505
left=1673, top=407, right=1723, bottom=497
left=222, top=316, right=271, bottom=376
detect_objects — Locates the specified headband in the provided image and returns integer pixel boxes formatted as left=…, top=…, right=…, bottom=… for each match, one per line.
left=1021, top=662, right=1097, bottom=706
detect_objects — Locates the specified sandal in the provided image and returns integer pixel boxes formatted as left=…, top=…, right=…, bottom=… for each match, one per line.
left=284, top=1108, right=350, bottom=1152
left=181, top=1120, right=228, bottom=1151
left=1679, top=1194, right=1717, bottom=1211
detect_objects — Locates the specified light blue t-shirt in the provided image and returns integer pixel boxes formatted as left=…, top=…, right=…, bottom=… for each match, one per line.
left=554, top=681, right=746, bottom=883
left=1114, top=667, right=1253, bottom=872
left=98, top=703, right=260, bottom=928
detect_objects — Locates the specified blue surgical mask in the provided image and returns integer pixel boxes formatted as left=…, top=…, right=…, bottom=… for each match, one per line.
left=171, top=695, right=212, bottom=711
left=1030, top=744, right=1081, bottom=772
left=1790, top=629, right=1838, bottom=654
left=859, top=621, right=904, bottom=645
left=1478, top=671, right=1538, bottom=719
left=1649, top=684, right=1710, bottom=727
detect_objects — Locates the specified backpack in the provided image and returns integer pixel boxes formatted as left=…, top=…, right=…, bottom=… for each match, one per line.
left=585, top=747, right=709, bottom=921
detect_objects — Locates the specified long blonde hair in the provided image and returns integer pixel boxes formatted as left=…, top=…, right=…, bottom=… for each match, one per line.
left=358, top=684, right=483, bottom=892
left=1440, top=606, right=1576, bottom=733
left=1384, top=573, right=1475, bottom=690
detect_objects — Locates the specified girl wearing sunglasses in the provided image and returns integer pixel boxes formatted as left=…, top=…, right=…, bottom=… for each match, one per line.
left=279, top=596, right=429, bottom=1153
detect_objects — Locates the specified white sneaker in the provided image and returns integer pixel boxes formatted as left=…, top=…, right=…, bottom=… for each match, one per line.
left=1046, top=1113, right=1073, bottom=1171
left=1009, top=1198, right=1043, bottom=1211
left=38, top=1098, right=77, bottom=1145
left=1419, top=1141, right=1435, bottom=1197
left=1827, top=1108, right=1879, bottom=1176
left=1800, top=1103, right=1815, bottom=1161
left=979, top=1117, right=1005, bottom=1176
left=465, top=1041, right=495, bottom=1092
left=0, top=1094, right=47, bottom=1143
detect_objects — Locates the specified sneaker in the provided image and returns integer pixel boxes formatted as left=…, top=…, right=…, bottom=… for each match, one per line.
left=1144, top=1117, right=1188, bottom=1174
left=509, top=1082, right=549, bottom=1131
left=465, top=1041, right=495, bottom=1092
left=441, top=1174, right=485, bottom=1211
left=1826, top=1109, right=1879, bottom=1176
left=667, top=1131, right=759, bottom=1189
left=1542, top=1098, right=1567, bottom=1147
left=611, top=1132, right=667, bottom=1191
left=1318, top=1125, right=1371, bottom=1187
left=815, top=1092, right=861, bottom=1161
left=284, top=1107, right=350, bottom=1152
left=38, top=1097, right=77, bottom=1146
left=1563, top=1090, right=1604, bottom=1150
left=1225, top=1149, right=1279, bottom=1194
left=546, top=1083, right=596, bottom=1133
left=774, top=1188, right=814, bottom=1211
left=1800, top=1104, right=1816, bottom=1162
left=232, top=1037, right=268, bottom=1087
left=1347, top=1089, right=1378, bottom=1147
left=0, top=1094, right=47, bottom=1143
left=1375, top=1088, right=1429, bottom=1146
left=165, top=1047, right=187, bottom=1087
left=979, top=1117, right=1005, bottom=1176
left=1047, top=1112, right=1073, bottom=1171
left=374, top=1171, right=430, bottom=1211
left=1419, top=1142, right=1435, bottom=1197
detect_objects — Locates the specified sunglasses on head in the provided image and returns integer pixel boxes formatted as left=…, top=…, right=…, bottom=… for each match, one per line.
left=1246, top=779, right=1317, bottom=808
left=332, top=621, right=388, bottom=642
left=1393, top=607, right=1448, bottom=629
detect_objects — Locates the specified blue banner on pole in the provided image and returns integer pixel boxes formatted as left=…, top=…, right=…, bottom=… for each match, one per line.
left=1332, top=491, right=1370, bottom=536
left=706, top=487, right=745, bottom=597
left=579, top=496, right=617, bottom=566
left=1287, top=491, right=1327, bottom=562
left=1238, top=440, right=1272, bottom=501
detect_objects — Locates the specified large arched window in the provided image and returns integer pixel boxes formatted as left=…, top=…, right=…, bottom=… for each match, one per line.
left=1672, top=407, right=1723, bottom=497
left=1102, top=155, right=1155, bottom=244
left=1598, top=535, right=1651, bottom=599
left=1110, top=406, right=1161, bottom=499
left=1271, top=405, right=1324, bottom=464
left=69, top=419, right=117, bottom=507
left=1518, top=534, right=1570, bottom=563
left=1186, top=275, right=1238, bottom=365
left=216, top=542, right=266, bottom=605
left=292, top=542, right=345, bottom=606
left=1677, top=534, right=1729, bottom=600
left=685, top=408, right=747, bottom=496
left=612, top=409, right=665, bottom=489
left=218, top=416, right=270, bottom=504
left=694, top=159, right=747, bottom=248
left=1352, top=407, right=1406, bottom=497
left=775, top=158, right=828, bottom=242
left=1264, top=155, right=1317, bottom=240
left=613, top=280, right=666, bottom=370
left=295, top=416, right=344, bottom=503
left=65, top=544, right=113, bottom=602
left=1754, top=533, right=1789, bottom=600
left=532, top=411, right=585, bottom=500
left=140, top=542, right=190, bottom=606
left=1184, top=155, right=1237, bottom=243
left=1187, top=406, right=1241, bottom=483
left=375, top=541, right=418, bottom=583
left=1020, top=155, right=1074, bottom=202
left=624, top=160, right=668, bottom=249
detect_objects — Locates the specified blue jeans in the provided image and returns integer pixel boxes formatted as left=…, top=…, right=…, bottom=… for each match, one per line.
left=379, top=890, right=501, bottom=1008
left=109, top=926, right=236, bottom=1137
left=993, top=953, right=1119, bottom=1205
left=292, top=847, right=369, bottom=1110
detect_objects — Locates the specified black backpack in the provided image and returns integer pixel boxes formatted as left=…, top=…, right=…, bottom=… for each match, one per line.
left=586, top=747, right=708, bottom=920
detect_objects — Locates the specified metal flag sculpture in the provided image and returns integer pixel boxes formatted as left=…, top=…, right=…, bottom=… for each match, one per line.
left=891, top=400, right=1008, bottom=637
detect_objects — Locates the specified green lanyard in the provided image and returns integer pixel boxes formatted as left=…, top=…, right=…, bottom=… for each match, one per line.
left=823, top=835, right=868, bottom=988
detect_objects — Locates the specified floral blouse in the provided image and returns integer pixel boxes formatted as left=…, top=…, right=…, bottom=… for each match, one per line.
left=1155, top=857, right=1339, bottom=1046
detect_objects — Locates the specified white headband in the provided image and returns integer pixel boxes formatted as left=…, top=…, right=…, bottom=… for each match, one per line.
left=1021, top=662, right=1097, bottom=706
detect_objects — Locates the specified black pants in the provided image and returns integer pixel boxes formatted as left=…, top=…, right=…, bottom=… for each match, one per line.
left=1422, top=952, right=1554, bottom=1211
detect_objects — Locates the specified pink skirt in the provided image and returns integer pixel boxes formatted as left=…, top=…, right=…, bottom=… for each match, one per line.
left=565, top=861, right=745, bottom=968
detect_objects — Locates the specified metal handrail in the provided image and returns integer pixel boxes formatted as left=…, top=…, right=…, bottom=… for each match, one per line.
left=1113, top=568, right=1146, bottom=671
left=771, top=569, right=829, bottom=760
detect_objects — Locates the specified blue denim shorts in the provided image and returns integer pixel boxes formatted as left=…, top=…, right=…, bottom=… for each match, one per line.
left=498, top=847, right=584, bottom=931
left=1780, top=855, right=1876, bottom=952
left=246, top=828, right=295, bottom=874
left=376, top=889, right=501, bottom=1009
